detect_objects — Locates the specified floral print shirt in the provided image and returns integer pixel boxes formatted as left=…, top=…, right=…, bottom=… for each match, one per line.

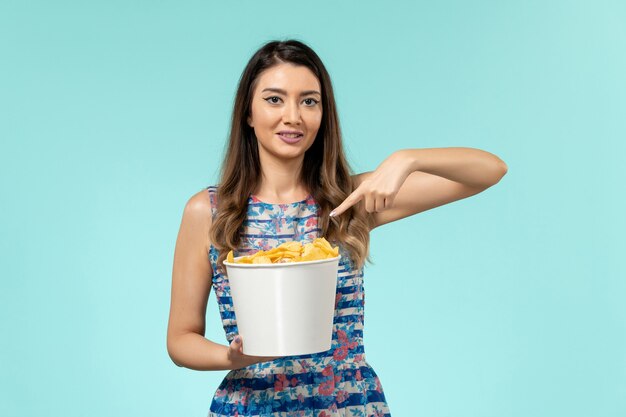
left=206, top=186, right=391, bottom=417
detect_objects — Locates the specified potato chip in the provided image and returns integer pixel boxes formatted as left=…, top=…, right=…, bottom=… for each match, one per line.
left=252, top=256, right=272, bottom=264
left=226, top=238, right=339, bottom=264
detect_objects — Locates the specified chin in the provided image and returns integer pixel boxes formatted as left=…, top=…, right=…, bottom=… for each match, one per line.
left=271, top=149, right=305, bottom=160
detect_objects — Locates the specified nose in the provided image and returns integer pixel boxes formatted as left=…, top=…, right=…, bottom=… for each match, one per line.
left=282, top=100, right=302, bottom=125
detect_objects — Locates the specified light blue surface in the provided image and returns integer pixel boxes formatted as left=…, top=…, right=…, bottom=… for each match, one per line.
left=1, top=1, right=625, bottom=416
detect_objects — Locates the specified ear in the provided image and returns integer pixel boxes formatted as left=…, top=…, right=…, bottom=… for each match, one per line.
left=247, top=116, right=253, bottom=127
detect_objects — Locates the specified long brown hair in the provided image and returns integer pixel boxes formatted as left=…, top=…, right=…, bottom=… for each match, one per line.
left=209, top=39, right=373, bottom=272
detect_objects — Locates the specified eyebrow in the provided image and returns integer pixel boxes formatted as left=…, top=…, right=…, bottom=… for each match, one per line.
left=261, top=87, right=321, bottom=97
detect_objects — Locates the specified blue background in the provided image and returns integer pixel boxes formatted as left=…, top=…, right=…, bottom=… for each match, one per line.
left=1, top=1, right=624, bottom=416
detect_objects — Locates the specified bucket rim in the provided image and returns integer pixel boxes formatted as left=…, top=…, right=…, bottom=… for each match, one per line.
left=224, top=254, right=341, bottom=268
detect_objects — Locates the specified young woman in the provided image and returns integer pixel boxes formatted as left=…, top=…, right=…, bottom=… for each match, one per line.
left=167, top=39, right=507, bottom=417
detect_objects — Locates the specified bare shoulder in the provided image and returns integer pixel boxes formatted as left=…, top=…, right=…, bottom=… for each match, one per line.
left=179, top=188, right=214, bottom=252
left=185, top=188, right=213, bottom=217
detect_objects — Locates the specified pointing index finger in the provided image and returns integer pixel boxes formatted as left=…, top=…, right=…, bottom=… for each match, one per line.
left=330, top=189, right=362, bottom=217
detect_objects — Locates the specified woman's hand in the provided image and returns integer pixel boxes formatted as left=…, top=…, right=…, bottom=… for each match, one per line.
left=227, top=335, right=282, bottom=369
left=331, top=150, right=414, bottom=217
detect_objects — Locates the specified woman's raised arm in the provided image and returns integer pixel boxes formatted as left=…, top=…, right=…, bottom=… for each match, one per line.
left=333, top=147, right=507, bottom=229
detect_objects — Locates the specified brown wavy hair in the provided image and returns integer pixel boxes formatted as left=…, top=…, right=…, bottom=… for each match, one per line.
left=209, top=39, right=373, bottom=273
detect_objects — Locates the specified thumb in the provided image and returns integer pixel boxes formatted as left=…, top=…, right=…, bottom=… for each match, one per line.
left=230, top=335, right=243, bottom=351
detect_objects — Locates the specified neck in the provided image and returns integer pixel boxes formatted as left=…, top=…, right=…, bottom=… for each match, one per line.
left=255, top=152, right=308, bottom=201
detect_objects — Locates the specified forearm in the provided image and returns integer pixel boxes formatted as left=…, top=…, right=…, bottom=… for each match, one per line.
left=167, top=332, right=241, bottom=371
left=396, top=147, right=508, bottom=188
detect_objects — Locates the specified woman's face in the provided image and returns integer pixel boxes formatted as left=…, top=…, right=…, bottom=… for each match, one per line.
left=247, top=63, right=323, bottom=161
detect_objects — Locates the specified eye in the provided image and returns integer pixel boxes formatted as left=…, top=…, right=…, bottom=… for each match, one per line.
left=304, top=98, right=319, bottom=106
left=263, top=96, right=320, bottom=106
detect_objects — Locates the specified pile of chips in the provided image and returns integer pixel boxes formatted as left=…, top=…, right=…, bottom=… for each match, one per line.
left=227, top=237, right=339, bottom=264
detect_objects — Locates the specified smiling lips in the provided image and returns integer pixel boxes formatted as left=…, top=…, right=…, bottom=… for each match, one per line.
left=277, top=131, right=304, bottom=144
left=277, top=130, right=303, bottom=136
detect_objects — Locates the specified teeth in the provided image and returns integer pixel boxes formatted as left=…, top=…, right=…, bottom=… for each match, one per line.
left=282, top=133, right=301, bottom=138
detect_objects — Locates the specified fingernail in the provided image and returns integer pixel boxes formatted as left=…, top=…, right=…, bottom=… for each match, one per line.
left=329, top=210, right=336, bottom=217
left=235, top=336, right=241, bottom=343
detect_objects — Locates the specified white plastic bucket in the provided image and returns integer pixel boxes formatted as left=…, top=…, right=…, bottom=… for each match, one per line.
left=224, top=255, right=340, bottom=356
